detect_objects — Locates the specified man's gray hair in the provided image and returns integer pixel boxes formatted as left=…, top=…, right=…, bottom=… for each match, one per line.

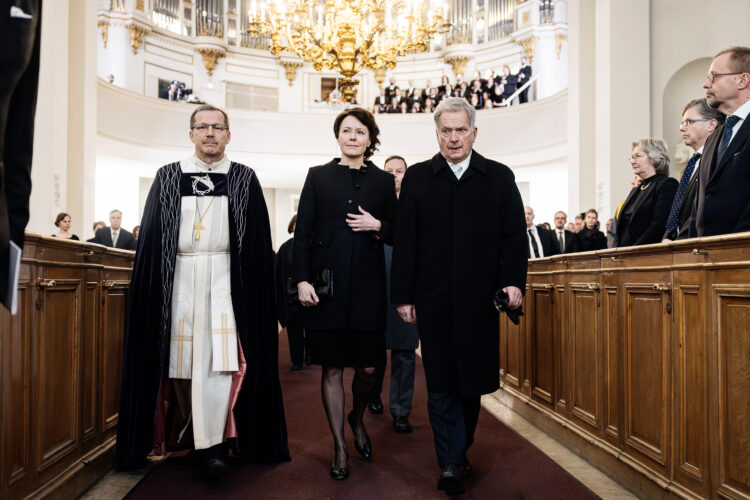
left=110, top=209, right=122, bottom=216
left=632, top=138, right=671, bottom=176
left=682, top=98, right=725, bottom=125
left=434, top=97, right=476, bottom=130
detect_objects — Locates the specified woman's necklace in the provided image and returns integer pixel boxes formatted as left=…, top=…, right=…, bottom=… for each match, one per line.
left=193, top=196, right=215, bottom=241
left=640, top=181, right=652, bottom=191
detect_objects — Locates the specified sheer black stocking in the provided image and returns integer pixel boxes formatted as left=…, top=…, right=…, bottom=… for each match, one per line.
left=321, top=366, right=348, bottom=469
left=350, top=367, right=376, bottom=443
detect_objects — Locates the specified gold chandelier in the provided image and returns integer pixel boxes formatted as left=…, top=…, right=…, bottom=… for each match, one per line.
left=247, top=0, right=450, bottom=101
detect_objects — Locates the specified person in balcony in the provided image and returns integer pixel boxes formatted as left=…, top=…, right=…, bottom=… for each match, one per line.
left=516, top=56, right=532, bottom=103
left=573, top=209, right=607, bottom=252
left=292, top=108, right=397, bottom=480
left=51, top=212, right=79, bottom=240
left=373, top=88, right=387, bottom=114
left=497, top=65, right=517, bottom=102
left=614, top=138, right=678, bottom=247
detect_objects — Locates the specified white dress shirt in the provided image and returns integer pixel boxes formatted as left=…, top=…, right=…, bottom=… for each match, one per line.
left=527, top=224, right=544, bottom=258
left=726, top=99, right=750, bottom=145
left=446, top=152, right=472, bottom=180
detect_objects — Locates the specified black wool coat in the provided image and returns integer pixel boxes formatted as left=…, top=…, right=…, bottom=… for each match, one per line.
left=293, top=159, right=397, bottom=331
left=615, top=173, right=678, bottom=247
left=391, top=151, right=528, bottom=396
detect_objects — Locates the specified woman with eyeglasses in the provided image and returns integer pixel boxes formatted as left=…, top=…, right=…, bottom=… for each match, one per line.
left=614, top=138, right=678, bottom=247
left=292, top=108, right=397, bottom=480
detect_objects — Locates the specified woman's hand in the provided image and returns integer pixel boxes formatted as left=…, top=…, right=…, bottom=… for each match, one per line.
left=346, top=206, right=382, bottom=232
left=297, top=281, right=319, bottom=307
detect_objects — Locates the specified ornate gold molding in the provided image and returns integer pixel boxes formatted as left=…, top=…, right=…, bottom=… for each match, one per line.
left=97, top=20, right=109, bottom=48
left=128, top=24, right=149, bottom=54
left=518, top=37, right=536, bottom=62
left=135, top=0, right=145, bottom=10
left=373, top=66, right=387, bottom=86
left=445, top=56, right=471, bottom=79
left=279, top=60, right=303, bottom=86
left=556, top=33, right=566, bottom=59
left=197, top=48, right=225, bottom=76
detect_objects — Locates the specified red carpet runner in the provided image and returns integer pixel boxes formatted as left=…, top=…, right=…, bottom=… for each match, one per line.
left=127, top=334, right=597, bottom=499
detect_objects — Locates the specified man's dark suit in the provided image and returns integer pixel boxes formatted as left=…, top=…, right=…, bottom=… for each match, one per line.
left=553, top=228, right=577, bottom=253
left=664, top=167, right=699, bottom=240
left=692, top=116, right=750, bottom=237
left=0, top=0, right=42, bottom=309
left=93, top=227, right=137, bottom=250
left=528, top=225, right=561, bottom=258
left=516, top=65, right=532, bottom=103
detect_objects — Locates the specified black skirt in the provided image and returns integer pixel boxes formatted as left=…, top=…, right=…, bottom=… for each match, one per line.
left=307, top=329, right=385, bottom=367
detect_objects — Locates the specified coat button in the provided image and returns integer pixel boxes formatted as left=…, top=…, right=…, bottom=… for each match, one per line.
left=705, top=194, right=712, bottom=200
left=347, top=200, right=353, bottom=204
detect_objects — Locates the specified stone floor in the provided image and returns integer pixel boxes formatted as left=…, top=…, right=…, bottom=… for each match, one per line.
left=81, top=398, right=635, bottom=499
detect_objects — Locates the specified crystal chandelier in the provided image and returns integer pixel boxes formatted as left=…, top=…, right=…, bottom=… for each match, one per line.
left=247, top=0, right=450, bottom=102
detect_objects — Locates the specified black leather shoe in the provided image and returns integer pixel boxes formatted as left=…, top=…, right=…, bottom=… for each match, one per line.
left=347, top=411, right=372, bottom=459
left=304, top=354, right=312, bottom=366
left=367, top=397, right=384, bottom=415
left=437, top=464, right=465, bottom=496
left=291, top=363, right=303, bottom=371
left=203, top=457, right=229, bottom=482
left=460, top=458, right=471, bottom=479
left=393, top=415, right=412, bottom=433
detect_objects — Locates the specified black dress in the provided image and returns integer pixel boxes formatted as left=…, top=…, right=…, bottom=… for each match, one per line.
left=574, top=227, right=607, bottom=252
left=615, top=173, right=678, bottom=247
left=292, top=159, right=397, bottom=367
left=51, top=234, right=79, bottom=240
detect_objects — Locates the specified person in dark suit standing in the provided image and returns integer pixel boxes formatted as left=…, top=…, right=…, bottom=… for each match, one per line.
left=391, top=98, right=527, bottom=496
left=86, top=220, right=106, bottom=243
left=293, top=108, right=397, bottom=480
left=92, top=209, right=137, bottom=250
left=368, top=155, right=419, bottom=433
left=574, top=209, right=608, bottom=251
left=0, top=0, right=42, bottom=312
left=663, top=99, right=723, bottom=241
left=552, top=211, right=577, bottom=253
left=275, top=214, right=306, bottom=370
left=516, top=56, right=532, bottom=103
left=691, top=46, right=750, bottom=237
left=615, top=139, right=678, bottom=247
left=525, top=206, right=561, bottom=258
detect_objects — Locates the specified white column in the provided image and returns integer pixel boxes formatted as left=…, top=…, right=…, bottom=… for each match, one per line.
left=29, top=0, right=99, bottom=239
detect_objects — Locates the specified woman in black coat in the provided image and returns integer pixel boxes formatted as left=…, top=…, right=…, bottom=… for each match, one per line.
left=574, top=208, right=608, bottom=251
left=615, top=138, right=678, bottom=247
left=275, top=215, right=307, bottom=370
left=292, top=108, right=397, bottom=480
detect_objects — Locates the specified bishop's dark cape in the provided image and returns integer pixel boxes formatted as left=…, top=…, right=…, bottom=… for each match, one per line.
left=115, top=161, right=290, bottom=469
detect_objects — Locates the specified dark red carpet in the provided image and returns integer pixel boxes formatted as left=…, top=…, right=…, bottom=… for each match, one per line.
left=127, top=334, right=597, bottom=499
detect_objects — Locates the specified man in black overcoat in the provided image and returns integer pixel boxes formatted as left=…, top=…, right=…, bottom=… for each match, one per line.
left=391, top=97, right=527, bottom=496
left=691, top=46, right=750, bottom=237
left=91, top=209, right=137, bottom=250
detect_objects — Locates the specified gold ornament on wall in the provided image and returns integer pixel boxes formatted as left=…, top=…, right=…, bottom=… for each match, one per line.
left=445, top=55, right=471, bottom=79
left=246, top=0, right=450, bottom=102
left=128, top=24, right=149, bottom=54
left=518, top=37, right=535, bottom=62
left=196, top=47, right=225, bottom=76
left=97, top=20, right=109, bottom=48
left=136, top=0, right=145, bottom=10
left=280, top=60, right=304, bottom=86
left=556, top=33, right=566, bottom=59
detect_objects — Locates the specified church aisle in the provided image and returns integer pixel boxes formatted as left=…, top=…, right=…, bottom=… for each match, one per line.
left=125, top=335, right=596, bottom=499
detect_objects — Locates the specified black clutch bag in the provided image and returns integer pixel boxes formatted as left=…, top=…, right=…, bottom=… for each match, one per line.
left=287, top=268, right=333, bottom=309
left=494, top=289, right=524, bottom=325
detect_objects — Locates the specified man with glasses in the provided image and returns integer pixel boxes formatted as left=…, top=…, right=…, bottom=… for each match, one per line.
left=392, top=97, right=527, bottom=496
left=115, top=105, right=290, bottom=480
left=692, top=46, right=750, bottom=237
left=553, top=211, right=576, bottom=253
left=663, top=99, right=723, bottom=241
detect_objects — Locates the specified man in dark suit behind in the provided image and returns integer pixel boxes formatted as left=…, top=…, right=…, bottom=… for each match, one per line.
left=516, top=56, right=532, bottom=103
left=663, top=99, right=723, bottom=241
left=93, top=209, right=136, bottom=250
left=392, top=97, right=527, bottom=496
left=552, top=210, right=577, bottom=253
left=525, top=206, right=561, bottom=258
left=692, top=46, right=750, bottom=237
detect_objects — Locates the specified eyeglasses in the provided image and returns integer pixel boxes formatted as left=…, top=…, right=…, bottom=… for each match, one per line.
left=680, top=118, right=709, bottom=128
left=192, top=123, right=229, bottom=132
left=629, top=152, right=646, bottom=161
left=706, top=71, right=742, bottom=84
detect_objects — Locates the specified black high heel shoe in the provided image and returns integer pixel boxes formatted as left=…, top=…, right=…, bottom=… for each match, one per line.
left=330, top=449, right=350, bottom=480
left=347, top=411, right=372, bottom=459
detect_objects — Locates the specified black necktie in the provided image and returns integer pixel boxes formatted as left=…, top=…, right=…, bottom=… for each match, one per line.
left=529, top=229, right=540, bottom=258
left=557, top=231, right=564, bottom=253
left=717, top=115, right=741, bottom=165
left=665, top=152, right=700, bottom=238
